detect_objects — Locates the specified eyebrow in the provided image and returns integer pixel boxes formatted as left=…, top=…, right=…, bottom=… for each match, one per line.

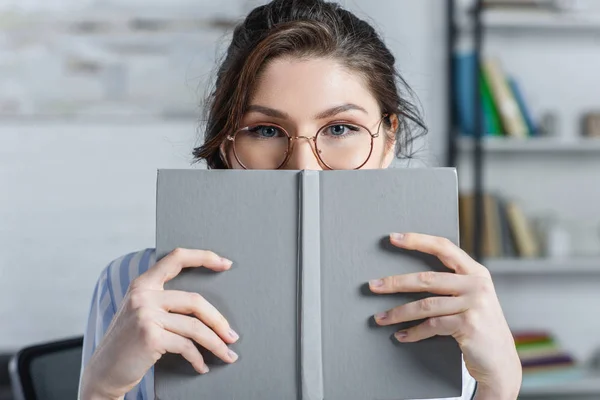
left=246, top=103, right=369, bottom=120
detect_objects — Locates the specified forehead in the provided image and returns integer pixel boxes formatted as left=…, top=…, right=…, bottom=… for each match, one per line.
left=250, top=57, right=380, bottom=117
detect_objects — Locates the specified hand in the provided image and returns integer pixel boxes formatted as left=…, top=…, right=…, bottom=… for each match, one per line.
left=369, top=233, right=522, bottom=400
left=80, top=248, right=240, bottom=400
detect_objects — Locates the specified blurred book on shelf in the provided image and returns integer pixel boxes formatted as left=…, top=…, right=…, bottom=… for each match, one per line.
left=453, top=53, right=538, bottom=138
left=582, top=112, right=600, bottom=137
left=459, top=192, right=600, bottom=260
left=515, top=331, right=576, bottom=371
left=513, top=330, right=588, bottom=387
left=459, top=193, right=541, bottom=258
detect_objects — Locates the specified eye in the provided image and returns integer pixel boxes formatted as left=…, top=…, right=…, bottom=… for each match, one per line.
left=324, top=124, right=361, bottom=137
left=329, top=125, right=347, bottom=136
left=249, top=125, right=284, bottom=138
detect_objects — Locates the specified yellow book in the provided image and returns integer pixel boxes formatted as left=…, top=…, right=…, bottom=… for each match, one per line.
left=459, top=193, right=474, bottom=256
left=506, top=201, right=540, bottom=258
left=483, top=194, right=502, bottom=258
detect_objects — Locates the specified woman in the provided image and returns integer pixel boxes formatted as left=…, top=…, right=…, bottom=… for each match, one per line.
left=79, top=0, right=522, bottom=399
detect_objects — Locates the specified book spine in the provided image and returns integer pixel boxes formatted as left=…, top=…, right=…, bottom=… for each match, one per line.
left=298, top=170, right=324, bottom=400
left=482, top=194, right=500, bottom=258
left=454, top=51, right=474, bottom=136
left=497, top=197, right=517, bottom=257
left=508, top=77, right=537, bottom=136
left=506, top=201, right=540, bottom=258
left=459, top=193, right=474, bottom=256
left=480, top=74, right=503, bottom=136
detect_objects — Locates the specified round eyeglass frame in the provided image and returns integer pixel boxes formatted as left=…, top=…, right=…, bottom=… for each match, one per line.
left=224, top=114, right=389, bottom=170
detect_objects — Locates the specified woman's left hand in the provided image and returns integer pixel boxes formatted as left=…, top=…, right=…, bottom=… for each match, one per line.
left=369, top=233, right=522, bottom=400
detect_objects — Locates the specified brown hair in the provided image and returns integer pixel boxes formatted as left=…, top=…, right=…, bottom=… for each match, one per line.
left=193, top=0, right=426, bottom=168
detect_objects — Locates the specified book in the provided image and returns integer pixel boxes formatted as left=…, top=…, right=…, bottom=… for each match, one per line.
left=458, top=192, right=505, bottom=258
left=582, top=112, right=600, bottom=137
left=483, top=194, right=502, bottom=258
left=505, top=201, right=541, bottom=258
left=459, top=193, right=475, bottom=256
left=496, top=197, right=517, bottom=258
left=454, top=49, right=501, bottom=137
left=454, top=50, right=478, bottom=136
left=481, top=74, right=504, bottom=136
left=508, top=77, right=537, bottom=136
left=154, top=168, right=463, bottom=400
left=482, top=58, right=529, bottom=138
left=459, top=192, right=542, bottom=259
left=513, top=330, right=577, bottom=375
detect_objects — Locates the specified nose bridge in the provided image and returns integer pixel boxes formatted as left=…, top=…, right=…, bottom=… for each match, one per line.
left=282, top=136, right=322, bottom=170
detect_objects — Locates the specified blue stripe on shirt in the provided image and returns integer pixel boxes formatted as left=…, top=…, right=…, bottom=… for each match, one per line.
left=99, top=275, right=109, bottom=306
left=106, top=260, right=118, bottom=314
left=120, top=252, right=135, bottom=298
left=101, top=302, right=114, bottom=334
left=87, top=276, right=100, bottom=356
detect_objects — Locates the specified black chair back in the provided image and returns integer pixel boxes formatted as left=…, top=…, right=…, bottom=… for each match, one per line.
left=9, top=337, right=83, bottom=400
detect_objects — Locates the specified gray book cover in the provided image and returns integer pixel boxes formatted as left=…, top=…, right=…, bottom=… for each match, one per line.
left=155, top=168, right=463, bottom=400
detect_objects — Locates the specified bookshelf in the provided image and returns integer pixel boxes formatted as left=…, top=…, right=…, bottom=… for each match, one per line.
left=448, top=0, right=600, bottom=257
left=447, top=1, right=600, bottom=396
left=520, top=373, right=600, bottom=397
left=458, top=137, right=600, bottom=153
left=486, top=257, right=600, bottom=275
left=483, top=11, right=600, bottom=32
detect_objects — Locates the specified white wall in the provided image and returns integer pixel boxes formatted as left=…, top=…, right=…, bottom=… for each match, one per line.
left=346, top=0, right=449, bottom=165
left=0, top=121, right=200, bottom=349
left=0, top=0, right=450, bottom=351
left=8, top=0, right=599, bottom=369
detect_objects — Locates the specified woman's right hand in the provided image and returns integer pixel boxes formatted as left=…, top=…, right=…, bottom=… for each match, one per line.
left=80, top=248, right=239, bottom=400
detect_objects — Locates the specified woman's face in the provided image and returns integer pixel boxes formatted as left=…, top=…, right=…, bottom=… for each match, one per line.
left=225, top=57, right=397, bottom=170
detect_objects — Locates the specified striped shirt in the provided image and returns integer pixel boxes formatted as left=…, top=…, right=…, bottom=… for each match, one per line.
left=80, top=248, right=478, bottom=399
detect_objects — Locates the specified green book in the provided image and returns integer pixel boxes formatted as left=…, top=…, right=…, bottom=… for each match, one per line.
left=516, top=338, right=556, bottom=351
left=480, top=75, right=503, bottom=136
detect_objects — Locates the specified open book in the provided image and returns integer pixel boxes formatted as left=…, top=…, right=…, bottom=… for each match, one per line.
left=155, top=168, right=462, bottom=400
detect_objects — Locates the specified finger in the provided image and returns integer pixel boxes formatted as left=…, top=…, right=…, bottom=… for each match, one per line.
left=160, top=313, right=238, bottom=364
left=369, top=271, right=471, bottom=296
left=374, top=296, right=467, bottom=326
left=134, top=248, right=232, bottom=290
left=161, top=329, right=210, bottom=374
left=389, top=233, right=486, bottom=276
left=394, top=314, right=463, bottom=343
left=158, top=290, right=238, bottom=344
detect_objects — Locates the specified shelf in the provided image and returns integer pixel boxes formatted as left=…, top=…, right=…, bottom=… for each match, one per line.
left=519, top=373, right=600, bottom=397
left=485, top=257, right=600, bottom=275
left=458, top=137, right=600, bottom=154
left=482, top=11, right=600, bottom=32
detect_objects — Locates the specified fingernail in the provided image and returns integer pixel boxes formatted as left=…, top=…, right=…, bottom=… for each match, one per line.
left=228, top=349, right=239, bottom=362
left=370, top=279, right=384, bottom=288
left=375, top=312, right=388, bottom=321
left=228, top=329, right=239, bottom=341
left=391, top=233, right=405, bottom=241
left=395, top=331, right=408, bottom=341
left=200, top=364, right=210, bottom=374
left=221, top=258, right=233, bottom=267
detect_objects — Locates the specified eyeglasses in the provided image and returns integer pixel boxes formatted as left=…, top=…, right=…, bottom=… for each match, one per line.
left=225, top=115, right=388, bottom=170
